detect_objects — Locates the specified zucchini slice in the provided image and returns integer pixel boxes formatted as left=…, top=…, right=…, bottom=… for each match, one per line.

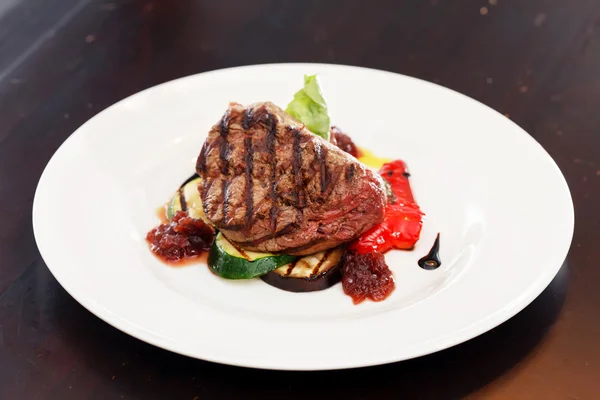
left=261, top=247, right=344, bottom=292
left=208, top=232, right=297, bottom=279
left=166, top=175, right=209, bottom=223
left=166, top=193, right=182, bottom=221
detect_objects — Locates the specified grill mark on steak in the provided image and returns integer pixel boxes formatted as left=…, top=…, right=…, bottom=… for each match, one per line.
left=291, top=128, right=305, bottom=208
left=222, top=180, right=232, bottom=223
left=219, top=111, right=232, bottom=223
left=197, top=142, right=208, bottom=175
left=266, top=112, right=279, bottom=233
left=201, top=177, right=214, bottom=204
left=196, top=143, right=211, bottom=210
left=313, top=141, right=331, bottom=194
left=242, top=108, right=253, bottom=130
left=291, top=127, right=305, bottom=225
left=244, top=135, right=254, bottom=228
left=197, top=142, right=210, bottom=210
left=313, top=140, right=322, bottom=178
left=319, top=146, right=333, bottom=194
left=218, top=111, right=231, bottom=173
left=242, top=107, right=257, bottom=229
left=345, top=163, right=356, bottom=181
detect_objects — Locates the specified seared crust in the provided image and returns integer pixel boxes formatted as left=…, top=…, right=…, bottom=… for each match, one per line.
left=196, top=102, right=386, bottom=255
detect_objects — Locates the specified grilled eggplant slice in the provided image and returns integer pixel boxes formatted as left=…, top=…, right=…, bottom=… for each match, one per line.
left=261, top=247, right=344, bottom=292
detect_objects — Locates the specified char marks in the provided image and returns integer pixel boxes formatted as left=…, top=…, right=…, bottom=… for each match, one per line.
left=218, top=111, right=231, bottom=173
left=197, top=142, right=212, bottom=209
left=291, top=128, right=305, bottom=225
left=197, top=142, right=209, bottom=176
left=285, top=259, right=299, bottom=276
left=219, top=111, right=232, bottom=223
left=243, top=108, right=255, bottom=228
left=345, top=164, right=356, bottom=181
left=313, top=141, right=331, bottom=194
left=242, top=108, right=253, bottom=130
left=178, top=173, right=198, bottom=212
left=227, top=238, right=251, bottom=261
left=219, top=184, right=230, bottom=221
left=291, top=128, right=305, bottom=208
left=244, top=136, right=254, bottom=228
left=314, top=141, right=338, bottom=201
left=311, top=249, right=333, bottom=277
left=266, top=112, right=279, bottom=233
left=319, top=146, right=331, bottom=193
left=179, top=189, right=187, bottom=212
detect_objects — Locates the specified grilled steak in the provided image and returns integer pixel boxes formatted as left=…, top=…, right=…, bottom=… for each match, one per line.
left=196, top=101, right=387, bottom=255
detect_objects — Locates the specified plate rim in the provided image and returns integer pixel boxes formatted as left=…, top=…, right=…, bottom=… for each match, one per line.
left=32, top=62, right=575, bottom=370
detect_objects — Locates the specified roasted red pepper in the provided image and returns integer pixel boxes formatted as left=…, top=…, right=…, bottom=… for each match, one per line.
left=350, top=160, right=424, bottom=254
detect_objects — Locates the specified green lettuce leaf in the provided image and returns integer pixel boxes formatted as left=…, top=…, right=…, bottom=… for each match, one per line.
left=285, top=74, right=331, bottom=140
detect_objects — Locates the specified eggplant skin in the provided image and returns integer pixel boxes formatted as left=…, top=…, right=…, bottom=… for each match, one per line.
left=260, top=262, right=342, bottom=293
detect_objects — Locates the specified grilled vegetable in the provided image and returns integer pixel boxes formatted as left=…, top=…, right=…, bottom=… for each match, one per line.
left=208, top=232, right=297, bottom=280
left=166, top=194, right=182, bottom=221
left=261, top=247, right=344, bottom=292
left=351, top=160, right=423, bottom=254
left=166, top=175, right=209, bottom=223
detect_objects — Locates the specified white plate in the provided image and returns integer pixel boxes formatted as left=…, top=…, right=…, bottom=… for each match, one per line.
left=33, top=64, right=574, bottom=370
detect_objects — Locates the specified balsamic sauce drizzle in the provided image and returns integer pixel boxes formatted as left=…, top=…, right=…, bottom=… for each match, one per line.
left=418, top=233, right=441, bottom=270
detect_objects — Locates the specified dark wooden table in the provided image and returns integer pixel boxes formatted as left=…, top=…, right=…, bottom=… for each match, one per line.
left=1, top=0, right=598, bottom=398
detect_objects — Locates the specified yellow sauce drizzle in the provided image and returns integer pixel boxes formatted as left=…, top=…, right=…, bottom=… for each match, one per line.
left=357, top=147, right=392, bottom=169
